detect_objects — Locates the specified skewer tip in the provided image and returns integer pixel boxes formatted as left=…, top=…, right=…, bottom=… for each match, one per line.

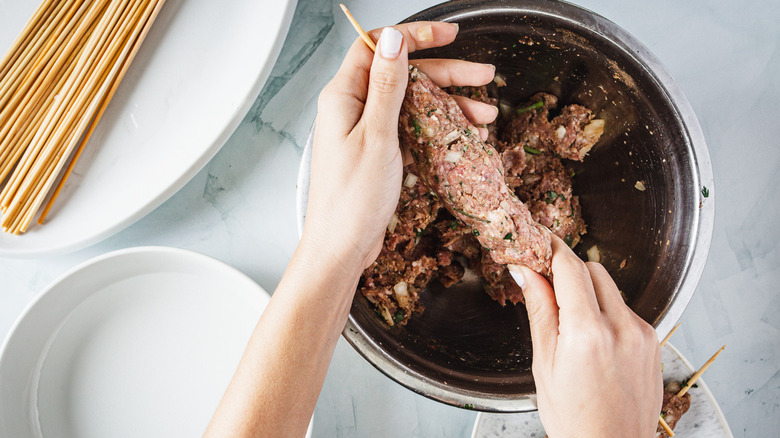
left=659, top=415, right=675, bottom=437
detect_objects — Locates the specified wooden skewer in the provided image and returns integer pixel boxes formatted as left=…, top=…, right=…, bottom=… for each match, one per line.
left=339, top=4, right=376, bottom=52
left=0, top=3, right=64, bottom=115
left=0, top=0, right=57, bottom=79
left=678, top=345, right=725, bottom=397
left=0, top=0, right=165, bottom=233
left=40, top=0, right=167, bottom=223
left=12, top=0, right=143, bottom=233
left=659, top=323, right=680, bottom=348
left=657, top=344, right=725, bottom=436
left=0, top=0, right=91, bottom=153
left=0, top=0, right=115, bottom=219
left=656, top=322, right=680, bottom=433
left=0, top=0, right=70, bottom=110
left=0, top=25, right=89, bottom=168
left=654, top=323, right=684, bottom=437
left=659, top=415, right=675, bottom=437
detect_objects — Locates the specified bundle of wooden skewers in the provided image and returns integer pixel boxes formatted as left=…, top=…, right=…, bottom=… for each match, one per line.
left=0, top=0, right=166, bottom=235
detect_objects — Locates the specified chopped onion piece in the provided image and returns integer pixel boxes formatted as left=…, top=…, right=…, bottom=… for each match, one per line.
left=387, top=213, right=399, bottom=233
left=587, top=244, right=601, bottom=263
left=556, top=125, right=567, bottom=139
left=394, top=281, right=410, bottom=307
left=444, top=150, right=463, bottom=163
left=443, top=129, right=460, bottom=145
left=635, top=181, right=646, bottom=191
left=583, top=119, right=605, bottom=142
left=380, top=305, right=394, bottom=325
left=493, top=73, right=507, bottom=87
left=522, top=174, right=542, bottom=185
left=403, top=173, right=418, bottom=188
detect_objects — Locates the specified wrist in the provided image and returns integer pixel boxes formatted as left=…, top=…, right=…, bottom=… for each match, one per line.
left=296, top=227, right=369, bottom=284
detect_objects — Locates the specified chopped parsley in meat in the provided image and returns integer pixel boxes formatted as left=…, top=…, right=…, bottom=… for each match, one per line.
left=359, top=73, right=603, bottom=326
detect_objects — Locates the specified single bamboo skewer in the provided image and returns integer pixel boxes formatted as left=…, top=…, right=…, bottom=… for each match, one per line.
left=659, top=416, right=675, bottom=437
left=339, top=4, right=376, bottom=52
left=40, top=0, right=167, bottom=223
left=659, top=323, right=680, bottom=348
left=678, top=345, right=725, bottom=398
left=657, top=322, right=681, bottom=436
left=657, top=323, right=680, bottom=436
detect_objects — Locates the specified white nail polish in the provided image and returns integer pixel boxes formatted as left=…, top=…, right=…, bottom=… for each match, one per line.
left=508, top=265, right=526, bottom=290
left=379, top=27, right=403, bottom=59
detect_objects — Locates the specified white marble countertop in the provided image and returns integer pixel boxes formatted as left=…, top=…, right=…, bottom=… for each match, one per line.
left=1, top=1, right=778, bottom=437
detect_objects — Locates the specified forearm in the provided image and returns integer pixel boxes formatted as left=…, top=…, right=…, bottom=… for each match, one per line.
left=204, top=237, right=362, bottom=438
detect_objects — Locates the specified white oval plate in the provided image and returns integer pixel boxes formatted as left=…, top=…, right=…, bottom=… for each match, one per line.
left=472, top=342, right=733, bottom=438
left=0, top=247, right=311, bottom=438
left=0, top=0, right=295, bottom=257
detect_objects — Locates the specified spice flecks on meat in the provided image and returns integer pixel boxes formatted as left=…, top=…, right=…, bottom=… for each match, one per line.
left=400, top=66, right=552, bottom=275
left=359, top=68, right=604, bottom=325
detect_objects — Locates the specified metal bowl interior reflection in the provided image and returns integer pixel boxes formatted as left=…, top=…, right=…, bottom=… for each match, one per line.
left=298, top=0, right=714, bottom=412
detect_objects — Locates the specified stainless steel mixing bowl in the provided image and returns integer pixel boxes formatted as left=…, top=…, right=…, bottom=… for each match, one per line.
left=296, top=0, right=714, bottom=412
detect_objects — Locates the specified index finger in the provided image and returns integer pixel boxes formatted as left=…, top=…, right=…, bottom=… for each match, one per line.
left=323, top=21, right=460, bottom=133
left=368, top=21, right=459, bottom=53
left=336, top=21, right=459, bottom=87
left=550, top=234, right=601, bottom=321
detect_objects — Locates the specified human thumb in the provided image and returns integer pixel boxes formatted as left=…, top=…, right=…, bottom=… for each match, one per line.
left=512, top=266, right=559, bottom=363
left=362, top=27, right=409, bottom=138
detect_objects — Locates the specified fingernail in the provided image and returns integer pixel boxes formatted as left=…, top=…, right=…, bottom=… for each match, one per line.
left=416, top=24, right=433, bottom=42
left=450, top=22, right=459, bottom=32
left=507, top=265, right=526, bottom=290
left=379, top=27, right=403, bottom=59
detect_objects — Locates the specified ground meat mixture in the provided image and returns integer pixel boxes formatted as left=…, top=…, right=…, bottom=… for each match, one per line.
left=399, top=66, right=552, bottom=273
left=359, top=164, right=466, bottom=326
left=509, top=152, right=587, bottom=247
left=656, top=383, right=693, bottom=438
left=503, top=92, right=603, bottom=161
left=358, top=69, right=604, bottom=326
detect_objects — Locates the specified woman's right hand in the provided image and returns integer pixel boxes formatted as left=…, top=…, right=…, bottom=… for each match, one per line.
left=303, top=22, right=497, bottom=275
left=517, top=235, right=663, bottom=438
